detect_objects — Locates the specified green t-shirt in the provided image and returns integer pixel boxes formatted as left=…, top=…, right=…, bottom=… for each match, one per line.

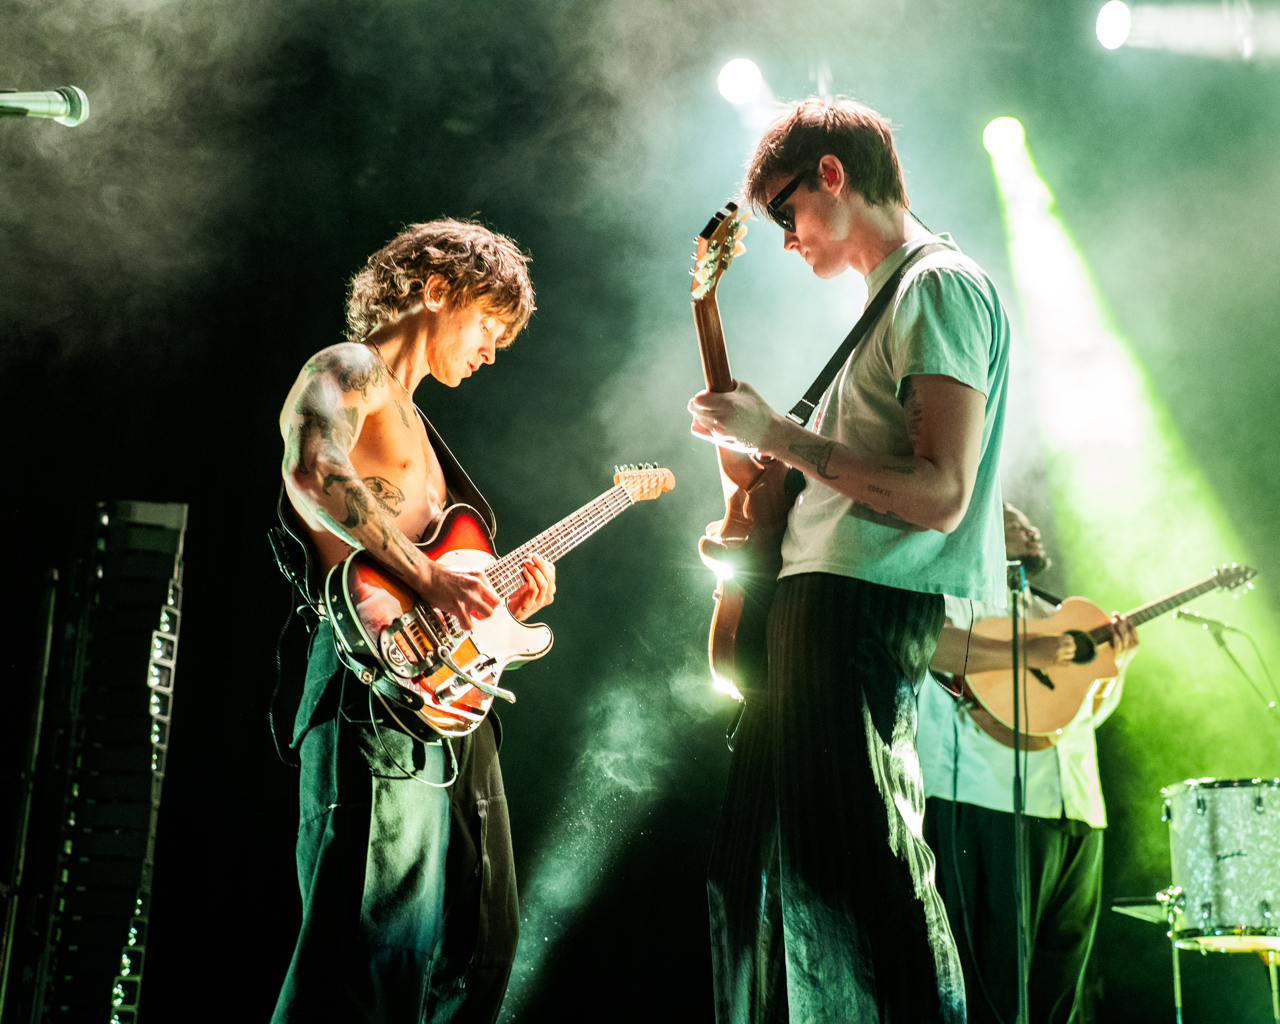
left=779, top=234, right=1010, bottom=605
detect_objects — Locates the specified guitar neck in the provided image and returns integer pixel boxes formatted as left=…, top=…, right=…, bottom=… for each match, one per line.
left=484, top=486, right=635, bottom=600
left=693, top=294, right=735, bottom=394
left=1084, top=574, right=1222, bottom=645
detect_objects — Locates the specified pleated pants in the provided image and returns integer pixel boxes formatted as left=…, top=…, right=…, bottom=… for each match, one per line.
left=707, top=573, right=965, bottom=1024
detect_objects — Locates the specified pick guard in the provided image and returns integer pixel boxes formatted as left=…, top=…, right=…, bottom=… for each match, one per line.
left=434, top=547, right=554, bottom=666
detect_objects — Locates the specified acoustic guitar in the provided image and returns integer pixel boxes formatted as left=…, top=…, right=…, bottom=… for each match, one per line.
left=325, top=465, right=675, bottom=736
left=964, top=563, right=1257, bottom=746
left=691, top=202, right=797, bottom=699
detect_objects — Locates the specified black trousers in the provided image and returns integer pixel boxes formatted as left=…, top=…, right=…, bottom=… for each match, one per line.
left=273, top=626, right=518, bottom=1024
left=707, top=573, right=963, bottom=1024
left=923, top=798, right=1103, bottom=1024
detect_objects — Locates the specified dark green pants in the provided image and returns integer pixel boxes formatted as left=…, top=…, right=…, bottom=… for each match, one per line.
left=273, top=626, right=518, bottom=1023
left=923, top=798, right=1103, bottom=1024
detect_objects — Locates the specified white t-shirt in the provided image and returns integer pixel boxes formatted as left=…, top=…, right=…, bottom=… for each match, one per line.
left=779, top=235, right=1011, bottom=605
left=915, top=593, right=1124, bottom=828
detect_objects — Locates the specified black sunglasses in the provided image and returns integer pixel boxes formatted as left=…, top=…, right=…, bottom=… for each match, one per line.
left=764, top=171, right=806, bottom=233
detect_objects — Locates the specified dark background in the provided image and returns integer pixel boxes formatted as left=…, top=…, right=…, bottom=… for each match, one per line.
left=5, top=0, right=1280, bottom=1020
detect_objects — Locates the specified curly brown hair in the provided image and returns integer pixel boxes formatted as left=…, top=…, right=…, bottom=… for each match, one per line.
left=346, top=218, right=535, bottom=344
left=743, top=97, right=908, bottom=213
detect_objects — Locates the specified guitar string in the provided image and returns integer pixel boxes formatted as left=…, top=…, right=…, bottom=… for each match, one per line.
left=1084, top=576, right=1222, bottom=644
left=484, top=486, right=635, bottom=597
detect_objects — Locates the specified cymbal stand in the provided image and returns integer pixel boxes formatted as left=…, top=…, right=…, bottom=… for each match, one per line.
left=1170, top=927, right=1184, bottom=1024
left=1158, top=886, right=1186, bottom=1024
left=1269, top=951, right=1279, bottom=1023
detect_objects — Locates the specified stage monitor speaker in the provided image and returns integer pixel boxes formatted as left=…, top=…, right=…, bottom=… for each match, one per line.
left=0, top=501, right=187, bottom=1024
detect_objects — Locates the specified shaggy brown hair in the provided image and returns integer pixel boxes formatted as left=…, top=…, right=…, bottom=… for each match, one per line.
left=744, top=97, right=908, bottom=213
left=346, top=219, right=535, bottom=344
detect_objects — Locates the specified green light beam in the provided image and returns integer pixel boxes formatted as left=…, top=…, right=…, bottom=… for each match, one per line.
left=985, top=117, right=1280, bottom=874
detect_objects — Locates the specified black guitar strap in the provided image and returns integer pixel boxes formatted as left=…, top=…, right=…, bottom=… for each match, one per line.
left=787, top=241, right=948, bottom=426
left=414, top=405, right=496, bottom=538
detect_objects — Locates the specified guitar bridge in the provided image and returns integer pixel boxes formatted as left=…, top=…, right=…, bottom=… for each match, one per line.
left=380, top=612, right=440, bottom=678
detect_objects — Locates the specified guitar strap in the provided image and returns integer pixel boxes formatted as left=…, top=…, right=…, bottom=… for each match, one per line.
left=787, top=241, right=949, bottom=426
left=413, top=405, right=497, bottom=538
left=1028, top=584, right=1063, bottom=608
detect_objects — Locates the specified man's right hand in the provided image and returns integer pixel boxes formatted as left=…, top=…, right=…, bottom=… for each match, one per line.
left=418, top=562, right=501, bottom=630
left=1026, top=633, right=1076, bottom=669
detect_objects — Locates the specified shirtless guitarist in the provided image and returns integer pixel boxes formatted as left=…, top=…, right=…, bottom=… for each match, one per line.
left=272, top=218, right=552, bottom=1024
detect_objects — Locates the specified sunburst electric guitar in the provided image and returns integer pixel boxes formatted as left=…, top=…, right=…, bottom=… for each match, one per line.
left=964, top=562, right=1257, bottom=747
left=691, top=203, right=797, bottom=699
left=325, top=465, right=675, bottom=736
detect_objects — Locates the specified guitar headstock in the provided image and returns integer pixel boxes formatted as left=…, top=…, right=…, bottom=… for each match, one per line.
left=1213, top=562, right=1258, bottom=594
left=691, top=202, right=748, bottom=302
left=614, top=463, right=676, bottom=502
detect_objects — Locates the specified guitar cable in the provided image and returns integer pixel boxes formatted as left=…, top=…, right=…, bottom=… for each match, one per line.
left=330, top=642, right=460, bottom=789
left=367, top=685, right=460, bottom=789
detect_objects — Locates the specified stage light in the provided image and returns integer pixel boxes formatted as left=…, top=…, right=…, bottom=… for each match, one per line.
left=982, top=116, right=1026, bottom=158
left=1097, top=1, right=1132, bottom=49
left=718, top=58, right=763, bottom=104
left=1100, top=2, right=1280, bottom=58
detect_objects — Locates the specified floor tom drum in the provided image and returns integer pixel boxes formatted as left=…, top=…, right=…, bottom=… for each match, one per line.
left=1163, top=777, right=1280, bottom=952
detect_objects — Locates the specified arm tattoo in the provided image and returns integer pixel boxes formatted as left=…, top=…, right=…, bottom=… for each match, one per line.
left=847, top=501, right=925, bottom=532
left=389, top=525, right=420, bottom=562
left=787, top=441, right=839, bottom=480
left=881, top=463, right=915, bottom=475
left=303, top=349, right=388, bottom=399
left=901, top=378, right=925, bottom=443
left=340, top=485, right=372, bottom=529
left=363, top=476, right=406, bottom=517
left=867, top=484, right=892, bottom=498
left=315, top=508, right=361, bottom=548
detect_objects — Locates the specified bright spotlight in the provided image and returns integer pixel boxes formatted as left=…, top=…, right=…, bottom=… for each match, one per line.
left=982, top=116, right=1026, bottom=157
left=718, top=58, right=763, bottom=105
left=1097, top=1, right=1132, bottom=49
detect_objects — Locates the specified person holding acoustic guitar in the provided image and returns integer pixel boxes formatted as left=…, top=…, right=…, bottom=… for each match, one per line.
left=273, top=219, right=554, bottom=1024
left=919, top=502, right=1138, bottom=1024
left=689, top=98, right=1012, bottom=1024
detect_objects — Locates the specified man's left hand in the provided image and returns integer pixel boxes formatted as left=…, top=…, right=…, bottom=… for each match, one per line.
left=1110, top=613, right=1139, bottom=670
left=688, top=381, right=779, bottom=450
left=507, top=553, right=556, bottom=621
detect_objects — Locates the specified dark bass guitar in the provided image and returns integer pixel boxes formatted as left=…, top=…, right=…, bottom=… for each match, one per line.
left=325, top=465, right=675, bottom=736
left=965, top=562, right=1257, bottom=747
left=691, top=203, right=797, bottom=699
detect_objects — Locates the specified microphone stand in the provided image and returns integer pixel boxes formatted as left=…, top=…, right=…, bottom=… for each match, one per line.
left=1007, top=560, right=1031, bottom=1024
left=1199, top=619, right=1280, bottom=718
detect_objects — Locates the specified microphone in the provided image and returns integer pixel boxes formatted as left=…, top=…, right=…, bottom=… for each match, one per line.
left=0, top=87, right=90, bottom=127
left=1175, top=609, right=1235, bottom=637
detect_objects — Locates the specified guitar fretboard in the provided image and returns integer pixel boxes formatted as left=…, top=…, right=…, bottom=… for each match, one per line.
left=484, top=485, right=635, bottom=599
left=1084, top=574, right=1222, bottom=645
